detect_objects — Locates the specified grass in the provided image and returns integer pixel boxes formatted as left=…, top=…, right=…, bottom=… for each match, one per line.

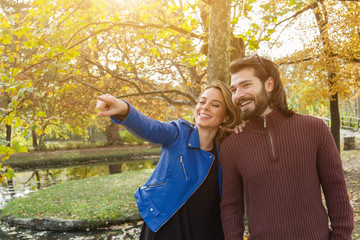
left=1, top=140, right=358, bottom=236
left=0, top=169, right=153, bottom=223
left=6, top=146, right=161, bottom=170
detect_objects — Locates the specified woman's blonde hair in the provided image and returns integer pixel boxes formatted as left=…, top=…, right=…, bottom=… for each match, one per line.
left=195, top=80, right=242, bottom=146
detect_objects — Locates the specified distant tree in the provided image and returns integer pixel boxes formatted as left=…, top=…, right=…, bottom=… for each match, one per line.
left=273, top=0, right=360, bottom=151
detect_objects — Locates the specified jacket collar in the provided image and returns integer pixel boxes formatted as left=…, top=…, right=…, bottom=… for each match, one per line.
left=186, top=124, right=220, bottom=156
left=186, top=124, right=201, bottom=149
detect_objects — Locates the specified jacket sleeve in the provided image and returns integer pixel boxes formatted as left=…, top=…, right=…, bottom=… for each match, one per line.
left=220, top=140, right=245, bottom=240
left=316, top=121, right=354, bottom=240
left=110, top=101, right=179, bottom=146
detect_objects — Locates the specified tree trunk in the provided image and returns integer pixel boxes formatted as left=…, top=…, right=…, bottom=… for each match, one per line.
left=106, top=121, right=123, bottom=146
left=6, top=124, right=11, bottom=146
left=38, top=133, right=46, bottom=150
left=356, top=94, right=360, bottom=118
left=312, top=1, right=340, bottom=152
left=207, top=0, right=231, bottom=84
left=330, top=93, right=340, bottom=152
left=35, top=170, right=41, bottom=189
left=5, top=125, right=14, bottom=189
left=32, top=129, right=39, bottom=150
left=230, top=35, right=245, bottom=61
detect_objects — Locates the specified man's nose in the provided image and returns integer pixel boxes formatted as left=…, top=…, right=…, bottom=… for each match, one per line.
left=233, top=88, right=244, bottom=100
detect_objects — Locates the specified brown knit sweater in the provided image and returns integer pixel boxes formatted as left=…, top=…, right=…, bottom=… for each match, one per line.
left=219, top=109, right=354, bottom=240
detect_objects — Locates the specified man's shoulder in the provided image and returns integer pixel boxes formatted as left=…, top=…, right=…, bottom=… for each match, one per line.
left=292, top=113, right=327, bottom=126
left=221, top=131, right=249, bottom=150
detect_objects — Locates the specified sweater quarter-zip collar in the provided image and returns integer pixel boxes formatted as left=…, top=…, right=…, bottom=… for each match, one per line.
left=263, top=114, right=277, bottom=161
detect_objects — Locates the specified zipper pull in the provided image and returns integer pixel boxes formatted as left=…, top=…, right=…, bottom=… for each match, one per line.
left=264, top=115, right=267, bottom=128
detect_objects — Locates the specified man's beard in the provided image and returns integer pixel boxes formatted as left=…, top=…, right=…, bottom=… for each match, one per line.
left=238, top=86, right=270, bottom=120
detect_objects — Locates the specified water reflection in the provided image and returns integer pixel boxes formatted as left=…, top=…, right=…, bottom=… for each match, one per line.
left=0, top=160, right=157, bottom=239
left=0, top=160, right=157, bottom=209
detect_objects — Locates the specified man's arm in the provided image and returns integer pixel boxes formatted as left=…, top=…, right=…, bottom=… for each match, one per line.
left=316, top=121, right=354, bottom=240
left=220, top=141, right=246, bottom=240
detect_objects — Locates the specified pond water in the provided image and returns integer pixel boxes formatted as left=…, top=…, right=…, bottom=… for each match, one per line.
left=0, top=159, right=157, bottom=239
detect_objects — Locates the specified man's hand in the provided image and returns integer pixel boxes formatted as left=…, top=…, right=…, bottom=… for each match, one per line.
left=220, top=122, right=247, bottom=134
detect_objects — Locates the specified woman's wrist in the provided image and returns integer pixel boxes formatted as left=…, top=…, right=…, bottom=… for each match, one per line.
left=113, top=100, right=130, bottom=121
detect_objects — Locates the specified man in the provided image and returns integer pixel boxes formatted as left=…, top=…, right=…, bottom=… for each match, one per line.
left=220, top=54, right=354, bottom=240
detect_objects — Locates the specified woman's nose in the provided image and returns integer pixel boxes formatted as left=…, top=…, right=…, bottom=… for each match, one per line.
left=201, top=103, right=209, bottom=111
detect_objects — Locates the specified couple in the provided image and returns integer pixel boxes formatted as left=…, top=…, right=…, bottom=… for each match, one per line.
left=96, top=55, right=354, bottom=240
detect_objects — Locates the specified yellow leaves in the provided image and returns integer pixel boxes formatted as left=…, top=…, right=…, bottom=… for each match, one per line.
left=179, top=37, right=187, bottom=45
left=186, top=81, right=194, bottom=87
left=0, top=29, right=12, bottom=45
left=36, top=111, right=46, bottom=117
left=64, top=83, right=72, bottom=91
left=167, top=4, right=180, bottom=14
left=0, top=141, right=27, bottom=164
left=121, top=86, right=130, bottom=91
left=150, top=47, right=160, bottom=57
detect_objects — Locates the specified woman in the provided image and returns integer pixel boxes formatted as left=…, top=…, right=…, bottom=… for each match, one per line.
left=96, top=80, right=241, bottom=240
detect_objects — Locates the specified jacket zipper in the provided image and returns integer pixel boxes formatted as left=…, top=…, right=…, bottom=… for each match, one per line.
left=179, top=155, right=188, bottom=180
left=140, top=182, right=166, bottom=189
left=154, top=153, right=215, bottom=232
left=264, top=116, right=276, bottom=158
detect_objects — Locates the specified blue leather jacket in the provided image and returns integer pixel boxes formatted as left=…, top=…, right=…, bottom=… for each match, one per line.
left=110, top=102, right=222, bottom=232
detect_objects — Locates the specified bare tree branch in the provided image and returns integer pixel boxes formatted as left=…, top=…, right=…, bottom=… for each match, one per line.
left=274, top=1, right=321, bottom=29
left=278, top=53, right=360, bottom=65
left=116, top=90, right=196, bottom=106
left=66, top=21, right=203, bottom=49
left=80, top=56, right=197, bottom=106
left=81, top=57, right=143, bottom=93
left=70, top=76, right=107, bottom=94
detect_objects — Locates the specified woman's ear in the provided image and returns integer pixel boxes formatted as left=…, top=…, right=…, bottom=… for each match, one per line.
left=222, top=114, right=230, bottom=124
left=265, top=77, right=274, bottom=93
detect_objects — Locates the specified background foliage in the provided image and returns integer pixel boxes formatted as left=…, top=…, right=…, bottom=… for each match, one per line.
left=1, top=0, right=359, bottom=180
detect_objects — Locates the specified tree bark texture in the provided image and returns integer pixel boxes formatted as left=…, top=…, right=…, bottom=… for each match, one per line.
left=207, top=0, right=231, bottom=84
left=106, top=121, right=123, bottom=146
left=356, top=95, right=360, bottom=118
left=312, top=1, right=340, bottom=151
left=32, top=130, right=39, bottom=150
left=330, top=93, right=340, bottom=152
left=6, top=124, right=11, bottom=147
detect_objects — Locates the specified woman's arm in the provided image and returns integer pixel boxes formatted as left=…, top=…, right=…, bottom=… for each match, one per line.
left=96, top=94, right=179, bottom=146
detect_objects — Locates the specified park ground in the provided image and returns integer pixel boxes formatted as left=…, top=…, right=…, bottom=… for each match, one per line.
left=341, top=147, right=360, bottom=239
left=3, top=142, right=360, bottom=239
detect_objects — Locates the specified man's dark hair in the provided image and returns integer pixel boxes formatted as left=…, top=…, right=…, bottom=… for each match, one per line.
left=229, top=55, right=295, bottom=117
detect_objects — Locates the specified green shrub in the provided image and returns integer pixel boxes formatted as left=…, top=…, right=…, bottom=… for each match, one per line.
left=120, top=130, right=145, bottom=145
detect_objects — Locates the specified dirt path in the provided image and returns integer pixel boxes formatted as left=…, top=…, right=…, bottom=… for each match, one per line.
left=342, top=148, right=360, bottom=240
left=343, top=154, right=360, bottom=240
